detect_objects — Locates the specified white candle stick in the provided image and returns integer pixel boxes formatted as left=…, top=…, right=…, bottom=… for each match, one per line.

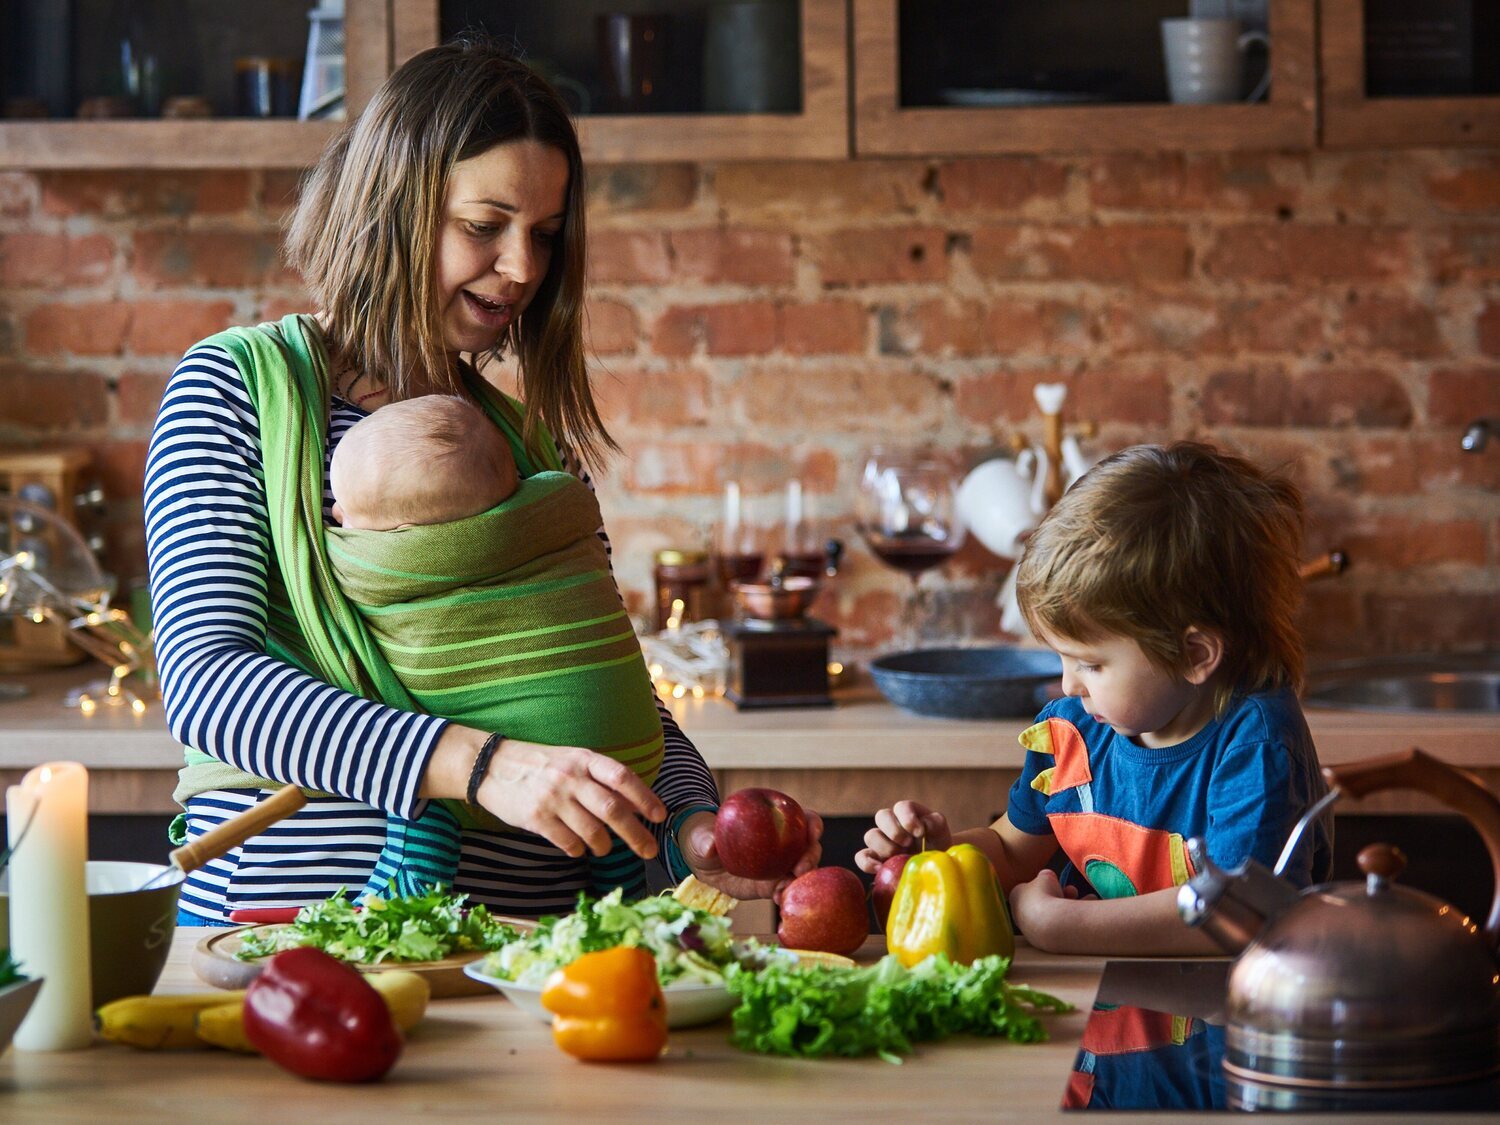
left=786, top=480, right=803, bottom=528
left=723, top=481, right=742, bottom=532
left=7, top=761, right=92, bottom=1051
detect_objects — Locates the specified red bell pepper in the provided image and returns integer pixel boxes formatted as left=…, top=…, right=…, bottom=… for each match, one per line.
left=243, top=947, right=403, bottom=1082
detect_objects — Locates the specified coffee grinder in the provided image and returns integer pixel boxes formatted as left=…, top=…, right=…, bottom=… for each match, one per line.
left=724, top=541, right=842, bottom=709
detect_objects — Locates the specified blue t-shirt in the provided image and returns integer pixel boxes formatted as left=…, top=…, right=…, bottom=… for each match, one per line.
left=1006, top=688, right=1333, bottom=896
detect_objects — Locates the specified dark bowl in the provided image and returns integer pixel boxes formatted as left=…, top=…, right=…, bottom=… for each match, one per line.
left=869, top=646, right=1062, bottom=720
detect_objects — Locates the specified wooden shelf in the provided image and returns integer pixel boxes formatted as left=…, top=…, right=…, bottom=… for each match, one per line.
left=0, top=0, right=389, bottom=171
left=1320, top=0, right=1500, bottom=149
left=852, top=0, right=1316, bottom=155
left=392, top=0, right=849, bottom=164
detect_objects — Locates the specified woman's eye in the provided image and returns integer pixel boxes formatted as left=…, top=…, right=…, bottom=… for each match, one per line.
left=534, top=228, right=559, bottom=245
left=463, top=220, right=499, bottom=236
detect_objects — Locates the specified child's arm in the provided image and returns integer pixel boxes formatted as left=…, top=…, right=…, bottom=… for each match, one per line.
left=1009, top=872, right=1222, bottom=956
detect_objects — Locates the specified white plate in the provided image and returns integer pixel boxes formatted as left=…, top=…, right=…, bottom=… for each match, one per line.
left=462, top=961, right=737, bottom=1029
left=939, top=87, right=1106, bottom=108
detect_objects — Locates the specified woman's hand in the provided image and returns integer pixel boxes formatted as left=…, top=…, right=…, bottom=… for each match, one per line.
left=469, top=736, right=666, bottom=860
left=676, top=809, right=824, bottom=904
left=854, top=800, right=951, bottom=873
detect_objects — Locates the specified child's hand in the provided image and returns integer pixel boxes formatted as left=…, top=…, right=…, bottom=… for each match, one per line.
left=854, top=801, right=951, bottom=873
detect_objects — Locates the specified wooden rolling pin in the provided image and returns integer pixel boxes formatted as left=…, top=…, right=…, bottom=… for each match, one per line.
left=137, top=786, right=307, bottom=891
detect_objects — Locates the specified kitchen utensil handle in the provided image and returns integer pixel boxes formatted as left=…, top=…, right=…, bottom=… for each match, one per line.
left=168, top=785, right=308, bottom=876
left=1298, top=549, right=1348, bottom=581
left=1323, top=749, right=1500, bottom=944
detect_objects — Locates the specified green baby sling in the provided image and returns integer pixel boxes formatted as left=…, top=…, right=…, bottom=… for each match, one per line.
left=176, top=314, right=663, bottom=900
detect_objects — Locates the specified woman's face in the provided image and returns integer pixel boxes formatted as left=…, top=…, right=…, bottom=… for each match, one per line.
left=435, top=139, right=570, bottom=357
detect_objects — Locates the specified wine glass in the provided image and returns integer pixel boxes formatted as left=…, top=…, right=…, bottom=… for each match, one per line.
left=855, top=450, right=966, bottom=651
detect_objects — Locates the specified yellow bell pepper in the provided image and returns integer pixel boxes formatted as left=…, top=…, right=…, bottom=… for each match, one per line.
left=540, top=946, right=668, bottom=1062
left=885, top=843, right=1015, bottom=968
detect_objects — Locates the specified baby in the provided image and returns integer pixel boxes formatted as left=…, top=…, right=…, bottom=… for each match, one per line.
left=330, top=394, right=518, bottom=531
left=329, top=394, right=664, bottom=900
left=858, top=441, right=1333, bottom=956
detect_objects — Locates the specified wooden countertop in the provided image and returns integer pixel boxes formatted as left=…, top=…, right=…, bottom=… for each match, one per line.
left=0, top=929, right=1142, bottom=1121
left=1, top=668, right=1496, bottom=821
left=1, top=668, right=1496, bottom=772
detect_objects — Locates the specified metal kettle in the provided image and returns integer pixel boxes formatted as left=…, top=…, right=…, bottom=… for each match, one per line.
left=1178, top=748, right=1500, bottom=1093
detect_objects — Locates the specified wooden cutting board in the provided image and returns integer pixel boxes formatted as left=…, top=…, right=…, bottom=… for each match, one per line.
left=192, top=918, right=537, bottom=999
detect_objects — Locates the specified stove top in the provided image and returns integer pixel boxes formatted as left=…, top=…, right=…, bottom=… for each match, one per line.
left=1063, top=960, right=1500, bottom=1113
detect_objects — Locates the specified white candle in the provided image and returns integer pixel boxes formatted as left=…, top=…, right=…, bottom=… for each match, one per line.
left=6, top=761, right=92, bottom=1051
left=723, top=481, right=742, bottom=532
left=786, top=480, right=803, bottom=528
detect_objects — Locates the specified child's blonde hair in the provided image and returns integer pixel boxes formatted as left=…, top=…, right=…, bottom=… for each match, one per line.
left=1016, top=441, right=1305, bottom=712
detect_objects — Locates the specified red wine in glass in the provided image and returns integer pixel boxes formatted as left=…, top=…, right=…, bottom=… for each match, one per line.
left=862, top=530, right=959, bottom=577
left=716, top=551, right=764, bottom=585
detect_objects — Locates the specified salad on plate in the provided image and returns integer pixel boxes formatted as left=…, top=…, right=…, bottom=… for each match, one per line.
left=481, top=888, right=791, bottom=989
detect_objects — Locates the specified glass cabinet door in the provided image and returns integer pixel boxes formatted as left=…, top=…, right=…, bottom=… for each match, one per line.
left=1321, top=0, right=1500, bottom=147
left=853, top=0, right=1315, bottom=154
left=0, top=0, right=389, bottom=168
left=393, top=0, right=849, bottom=161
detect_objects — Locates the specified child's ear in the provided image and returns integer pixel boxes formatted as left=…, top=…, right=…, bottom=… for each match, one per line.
left=1181, top=627, right=1225, bottom=685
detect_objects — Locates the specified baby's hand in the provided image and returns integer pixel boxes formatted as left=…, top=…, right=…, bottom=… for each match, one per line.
left=854, top=801, right=951, bottom=873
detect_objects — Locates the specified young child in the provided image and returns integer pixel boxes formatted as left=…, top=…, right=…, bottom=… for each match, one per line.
left=856, top=441, right=1333, bottom=956
left=328, top=394, right=666, bottom=900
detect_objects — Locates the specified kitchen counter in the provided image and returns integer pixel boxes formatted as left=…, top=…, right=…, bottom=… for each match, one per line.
left=1, top=668, right=1496, bottom=822
left=0, top=932, right=1191, bottom=1120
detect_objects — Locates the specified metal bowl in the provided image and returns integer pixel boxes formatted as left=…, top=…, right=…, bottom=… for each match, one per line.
left=731, top=576, right=819, bottom=621
left=869, top=647, right=1062, bottom=719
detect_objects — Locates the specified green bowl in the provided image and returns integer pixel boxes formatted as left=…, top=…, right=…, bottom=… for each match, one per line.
left=0, top=860, right=183, bottom=1007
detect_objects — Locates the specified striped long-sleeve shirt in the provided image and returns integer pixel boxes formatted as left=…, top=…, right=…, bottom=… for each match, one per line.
left=144, top=344, right=719, bottom=922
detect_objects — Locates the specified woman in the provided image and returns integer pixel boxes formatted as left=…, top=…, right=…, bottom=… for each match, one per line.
left=145, top=37, right=820, bottom=923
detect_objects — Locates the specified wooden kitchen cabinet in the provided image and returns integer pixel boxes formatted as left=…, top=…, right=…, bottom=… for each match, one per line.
left=0, top=0, right=390, bottom=169
left=392, top=0, right=849, bottom=162
left=851, top=0, right=1317, bottom=155
left=1319, top=0, right=1500, bottom=148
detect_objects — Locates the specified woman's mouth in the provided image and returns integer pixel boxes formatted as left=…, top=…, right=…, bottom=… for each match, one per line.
left=462, top=290, right=515, bottom=329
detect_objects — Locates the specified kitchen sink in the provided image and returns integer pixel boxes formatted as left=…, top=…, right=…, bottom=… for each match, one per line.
left=1304, top=652, right=1500, bottom=713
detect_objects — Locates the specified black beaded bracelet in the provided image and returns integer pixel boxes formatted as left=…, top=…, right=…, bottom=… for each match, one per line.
left=466, top=732, right=505, bottom=806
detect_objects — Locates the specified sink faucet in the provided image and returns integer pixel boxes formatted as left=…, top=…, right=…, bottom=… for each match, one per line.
left=1461, top=418, right=1494, bottom=452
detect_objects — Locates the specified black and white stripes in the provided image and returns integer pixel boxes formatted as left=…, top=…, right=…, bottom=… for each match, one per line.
left=145, top=346, right=718, bottom=921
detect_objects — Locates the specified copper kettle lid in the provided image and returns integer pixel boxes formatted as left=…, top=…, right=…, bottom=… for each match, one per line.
left=1221, top=750, right=1500, bottom=1091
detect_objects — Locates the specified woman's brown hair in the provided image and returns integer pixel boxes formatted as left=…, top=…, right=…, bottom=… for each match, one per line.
left=1016, top=441, right=1306, bottom=712
left=286, top=35, right=617, bottom=467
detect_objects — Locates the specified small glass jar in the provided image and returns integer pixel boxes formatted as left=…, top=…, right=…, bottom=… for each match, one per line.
left=654, top=548, right=710, bottom=631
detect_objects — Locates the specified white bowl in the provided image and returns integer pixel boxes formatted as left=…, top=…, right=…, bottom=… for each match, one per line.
left=462, top=961, right=737, bottom=1029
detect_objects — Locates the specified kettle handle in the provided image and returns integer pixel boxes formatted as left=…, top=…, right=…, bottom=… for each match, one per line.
left=1323, top=748, right=1500, bottom=945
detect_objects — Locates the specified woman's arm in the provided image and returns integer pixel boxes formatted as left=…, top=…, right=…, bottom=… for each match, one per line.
left=146, top=347, right=449, bottom=819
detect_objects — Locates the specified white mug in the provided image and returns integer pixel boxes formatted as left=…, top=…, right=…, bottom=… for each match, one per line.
left=1161, top=18, right=1270, bottom=105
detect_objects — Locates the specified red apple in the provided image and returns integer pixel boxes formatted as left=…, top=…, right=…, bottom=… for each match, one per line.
left=870, top=853, right=912, bottom=930
left=714, top=787, right=809, bottom=880
left=777, top=866, right=869, bottom=956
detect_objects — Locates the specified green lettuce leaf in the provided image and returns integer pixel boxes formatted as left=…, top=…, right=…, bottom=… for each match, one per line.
left=724, top=953, right=1071, bottom=1062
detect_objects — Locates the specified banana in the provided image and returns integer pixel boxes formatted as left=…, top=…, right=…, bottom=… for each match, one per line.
left=195, top=1001, right=257, bottom=1053
left=95, top=992, right=247, bottom=1050
left=191, top=969, right=430, bottom=1053
left=365, top=969, right=431, bottom=1031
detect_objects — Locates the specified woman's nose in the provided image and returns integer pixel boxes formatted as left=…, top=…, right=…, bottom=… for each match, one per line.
left=494, top=232, right=539, bottom=284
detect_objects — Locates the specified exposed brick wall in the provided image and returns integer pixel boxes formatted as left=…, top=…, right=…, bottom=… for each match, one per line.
left=1, top=151, right=1496, bottom=659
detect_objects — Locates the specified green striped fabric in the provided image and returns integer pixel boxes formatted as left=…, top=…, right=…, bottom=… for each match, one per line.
left=326, top=470, right=665, bottom=797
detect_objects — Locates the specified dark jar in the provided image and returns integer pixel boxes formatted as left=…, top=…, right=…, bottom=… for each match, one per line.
left=654, top=548, right=710, bottom=631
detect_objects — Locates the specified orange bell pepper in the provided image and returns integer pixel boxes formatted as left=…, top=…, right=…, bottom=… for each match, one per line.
left=540, top=946, right=668, bottom=1062
left=885, top=843, right=1016, bottom=968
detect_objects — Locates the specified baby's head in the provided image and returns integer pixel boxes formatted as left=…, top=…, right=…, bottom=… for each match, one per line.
left=1016, top=441, right=1305, bottom=710
left=330, top=395, right=519, bottom=530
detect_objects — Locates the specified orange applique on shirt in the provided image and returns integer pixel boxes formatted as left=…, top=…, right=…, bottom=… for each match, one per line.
left=1050, top=812, right=1196, bottom=897
left=1018, top=717, right=1093, bottom=791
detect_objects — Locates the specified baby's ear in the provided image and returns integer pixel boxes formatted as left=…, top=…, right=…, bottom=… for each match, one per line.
left=1181, top=626, right=1225, bottom=685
